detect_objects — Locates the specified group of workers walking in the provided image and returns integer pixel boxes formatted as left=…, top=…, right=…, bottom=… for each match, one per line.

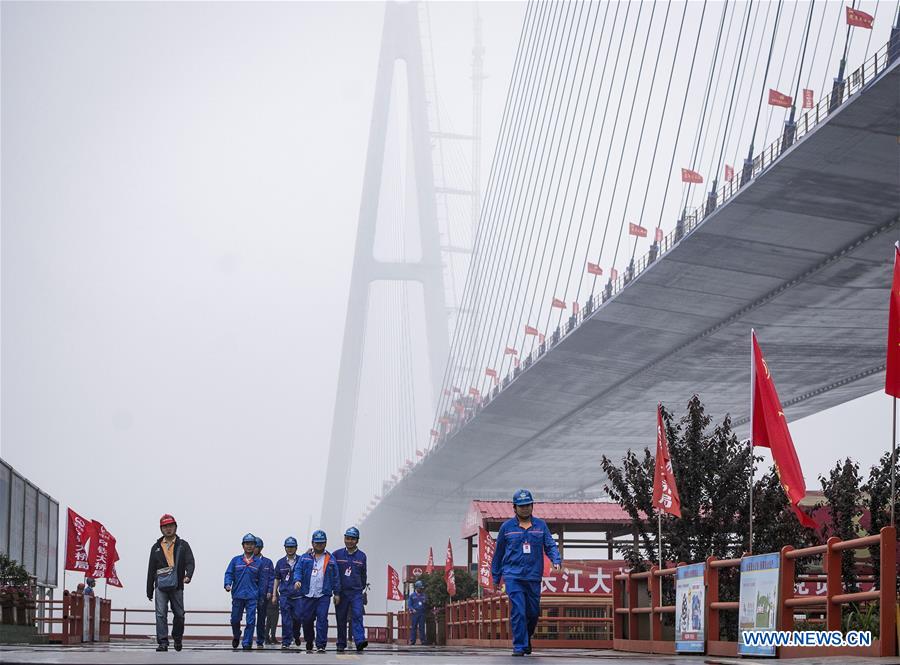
left=147, top=488, right=557, bottom=657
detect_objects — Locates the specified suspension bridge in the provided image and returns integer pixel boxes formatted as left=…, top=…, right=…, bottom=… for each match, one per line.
left=321, top=0, right=900, bottom=570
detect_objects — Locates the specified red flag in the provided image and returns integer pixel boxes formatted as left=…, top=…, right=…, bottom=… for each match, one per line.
left=652, top=404, right=682, bottom=517
left=885, top=244, right=900, bottom=397
left=587, top=262, right=603, bottom=276
left=513, top=357, right=520, bottom=368
left=538, top=333, right=545, bottom=344
left=681, top=168, right=703, bottom=184
left=551, top=298, right=566, bottom=309
left=524, top=325, right=539, bottom=336
left=477, top=528, right=496, bottom=590
left=416, top=449, right=424, bottom=457
left=426, top=547, right=434, bottom=574
left=438, top=416, right=450, bottom=425
left=387, top=565, right=403, bottom=600
left=610, top=268, right=618, bottom=281
left=846, top=6, right=874, bottom=28
left=107, top=562, right=123, bottom=588
left=628, top=223, right=648, bottom=238
left=453, top=403, right=464, bottom=413
left=751, top=331, right=816, bottom=528
left=65, top=508, right=94, bottom=573
left=468, top=387, right=480, bottom=397
left=724, top=164, right=735, bottom=182
left=485, top=367, right=497, bottom=378
left=802, top=89, right=814, bottom=108
left=655, top=227, right=664, bottom=243
left=572, top=301, right=580, bottom=315
left=768, top=89, right=792, bottom=108
left=504, top=346, right=519, bottom=356
left=87, top=520, right=116, bottom=579
left=445, top=539, right=456, bottom=597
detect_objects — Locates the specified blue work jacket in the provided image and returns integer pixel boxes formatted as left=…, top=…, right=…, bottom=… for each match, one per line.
left=257, top=555, right=274, bottom=598
left=332, top=547, right=367, bottom=592
left=407, top=590, right=427, bottom=615
left=292, top=550, right=342, bottom=598
left=274, top=555, right=302, bottom=599
left=490, top=517, right=561, bottom=583
left=224, top=554, right=265, bottom=600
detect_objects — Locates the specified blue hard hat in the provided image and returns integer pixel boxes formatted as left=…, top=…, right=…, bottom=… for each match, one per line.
left=311, top=529, right=327, bottom=543
left=284, top=537, right=298, bottom=548
left=242, top=533, right=256, bottom=544
left=414, top=580, right=424, bottom=589
left=344, top=526, right=360, bottom=539
left=513, top=489, right=534, bottom=506
left=255, top=537, right=264, bottom=548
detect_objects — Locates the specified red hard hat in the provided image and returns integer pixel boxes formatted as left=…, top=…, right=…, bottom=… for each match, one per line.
left=160, top=514, right=177, bottom=526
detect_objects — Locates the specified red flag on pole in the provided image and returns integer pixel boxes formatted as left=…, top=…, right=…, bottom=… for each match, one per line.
left=628, top=223, right=648, bottom=238
left=485, top=367, right=497, bottom=378
left=751, top=331, right=816, bottom=528
left=504, top=347, right=519, bottom=356
left=524, top=325, right=539, bottom=336
left=438, top=417, right=450, bottom=425
left=87, top=520, right=116, bottom=579
left=387, top=565, right=403, bottom=600
left=538, top=333, right=545, bottom=344
left=445, top=539, right=456, bottom=597
left=802, top=89, right=814, bottom=108
left=610, top=268, right=619, bottom=281
left=652, top=404, right=682, bottom=517
left=724, top=164, right=735, bottom=182
left=885, top=244, right=900, bottom=397
left=655, top=227, right=664, bottom=243
left=768, top=89, right=793, bottom=108
left=477, top=527, right=496, bottom=591
left=426, top=547, right=434, bottom=574
left=681, top=168, right=703, bottom=183
left=846, top=6, right=874, bottom=28
left=572, top=301, right=580, bottom=315
left=107, top=562, right=123, bottom=588
left=587, top=262, right=603, bottom=276
left=551, top=298, right=566, bottom=309
left=65, top=508, right=94, bottom=573
left=454, top=403, right=464, bottom=414
left=468, top=387, right=480, bottom=397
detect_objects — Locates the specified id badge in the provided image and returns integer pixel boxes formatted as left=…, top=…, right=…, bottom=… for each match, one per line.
left=523, top=542, right=531, bottom=554
left=345, top=568, right=352, bottom=577
left=312, top=568, right=318, bottom=576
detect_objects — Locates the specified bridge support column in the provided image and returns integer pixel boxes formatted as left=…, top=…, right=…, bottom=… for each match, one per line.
left=740, top=157, right=753, bottom=187
left=890, top=26, right=900, bottom=64
left=781, top=120, right=796, bottom=153
left=828, top=76, right=845, bottom=113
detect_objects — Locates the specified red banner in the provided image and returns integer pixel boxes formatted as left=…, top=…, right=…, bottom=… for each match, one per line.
left=587, top=262, right=603, bottom=276
left=572, top=301, right=580, bottom=315
left=387, top=565, right=403, bottom=601
left=107, top=540, right=123, bottom=588
left=551, top=297, right=566, bottom=309
left=768, top=89, right=792, bottom=108
left=610, top=268, right=618, bottom=281
left=680, top=168, right=703, bottom=184
left=485, top=367, right=497, bottom=378
left=426, top=548, right=434, bottom=574
left=655, top=227, right=664, bottom=243
left=846, top=6, right=874, bottom=28
left=628, top=223, right=648, bottom=238
left=477, top=527, right=495, bottom=591
left=802, top=89, right=814, bottom=109
left=724, top=164, right=735, bottom=182
left=524, top=325, right=539, bottom=336
left=65, top=508, right=94, bottom=573
left=885, top=244, right=900, bottom=397
left=652, top=404, right=682, bottom=517
left=445, top=539, right=456, bottom=597
left=87, top=520, right=116, bottom=579
left=504, top=347, right=518, bottom=356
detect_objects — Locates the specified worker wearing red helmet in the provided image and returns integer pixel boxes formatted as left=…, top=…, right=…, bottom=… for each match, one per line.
left=146, top=514, right=195, bottom=652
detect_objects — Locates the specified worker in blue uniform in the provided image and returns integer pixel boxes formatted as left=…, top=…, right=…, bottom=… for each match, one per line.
left=407, top=580, right=428, bottom=645
left=274, top=537, right=303, bottom=649
left=224, top=533, right=265, bottom=651
left=293, top=530, right=341, bottom=653
left=332, top=526, right=368, bottom=653
left=253, top=537, right=275, bottom=648
left=491, top=489, right=561, bottom=657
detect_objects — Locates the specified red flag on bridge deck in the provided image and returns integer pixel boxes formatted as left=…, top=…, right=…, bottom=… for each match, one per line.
left=513, top=357, right=520, bottom=368
left=655, top=227, right=664, bottom=243
left=652, top=404, right=681, bottom=518
left=504, top=346, right=519, bottom=356
left=681, top=168, right=703, bottom=184
left=538, top=333, right=546, bottom=344
left=65, top=508, right=94, bottom=573
left=524, top=325, right=540, bottom=336
left=438, top=416, right=450, bottom=424
left=107, top=561, right=123, bottom=588
left=610, top=268, right=619, bottom=281
left=426, top=547, right=435, bottom=574
left=884, top=244, right=900, bottom=397
left=87, top=520, right=116, bottom=580
left=724, top=164, right=735, bottom=182
left=751, top=331, right=816, bottom=528
left=454, top=403, right=465, bottom=414
left=445, top=539, right=457, bottom=597
left=485, top=367, right=498, bottom=378
left=387, top=565, right=403, bottom=600
left=802, top=89, right=814, bottom=109
left=572, top=301, right=580, bottom=315
left=551, top=298, right=566, bottom=309
left=628, top=223, right=648, bottom=238
left=416, top=449, right=424, bottom=457
left=587, top=262, right=603, bottom=276
left=469, top=387, right=480, bottom=397
left=768, top=89, right=793, bottom=108
left=846, top=6, right=874, bottom=28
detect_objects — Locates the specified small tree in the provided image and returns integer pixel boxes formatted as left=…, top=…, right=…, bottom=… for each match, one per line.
left=751, top=466, right=817, bottom=568
left=414, top=569, right=478, bottom=610
left=819, top=458, right=862, bottom=593
left=861, top=451, right=900, bottom=593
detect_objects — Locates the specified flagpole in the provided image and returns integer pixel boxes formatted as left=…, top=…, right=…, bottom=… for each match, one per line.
left=892, top=396, right=897, bottom=526
left=748, top=437, right=754, bottom=554
left=657, top=512, right=663, bottom=569
left=749, top=329, right=755, bottom=554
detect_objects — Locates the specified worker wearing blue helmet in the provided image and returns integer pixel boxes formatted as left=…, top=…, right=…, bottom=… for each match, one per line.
left=407, top=579, right=428, bottom=645
left=491, top=490, right=561, bottom=657
left=252, top=537, right=275, bottom=648
left=332, top=526, right=368, bottom=653
left=273, top=537, right=302, bottom=649
left=292, top=530, right=341, bottom=653
left=224, top=533, right=265, bottom=650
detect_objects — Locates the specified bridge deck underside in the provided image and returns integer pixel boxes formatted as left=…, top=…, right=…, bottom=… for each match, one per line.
left=370, top=60, right=900, bottom=527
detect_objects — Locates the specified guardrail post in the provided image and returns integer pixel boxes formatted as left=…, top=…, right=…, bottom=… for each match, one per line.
left=626, top=573, right=638, bottom=639
left=649, top=565, right=661, bottom=643
left=387, top=611, right=394, bottom=644
left=612, top=574, right=623, bottom=640
left=779, top=546, right=795, bottom=632
left=706, top=557, right=719, bottom=642
left=825, top=536, right=842, bottom=632
left=878, top=526, right=896, bottom=657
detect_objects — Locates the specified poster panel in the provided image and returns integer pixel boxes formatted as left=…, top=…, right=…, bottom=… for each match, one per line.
left=738, top=553, right=780, bottom=656
left=675, top=563, right=706, bottom=653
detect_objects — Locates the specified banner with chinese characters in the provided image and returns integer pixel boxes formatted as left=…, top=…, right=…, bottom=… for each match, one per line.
left=64, top=508, right=94, bottom=573
left=87, top=520, right=117, bottom=579
left=539, top=560, right=626, bottom=596
left=477, top=527, right=495, bottom=590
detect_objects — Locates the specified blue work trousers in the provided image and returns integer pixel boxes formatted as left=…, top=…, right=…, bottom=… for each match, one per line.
left=278, top=595, right=303, bottom=646
left=256, top=596, right=271, bottom=645
left=300, top=595, right=331, bottom=649
left=505, top=578, right=541, bottom=653
left=410, top=612, right=427, bottom=645
left=335, top=589, right=365, bottom=649
left=230, top=597, right=257, bottom=648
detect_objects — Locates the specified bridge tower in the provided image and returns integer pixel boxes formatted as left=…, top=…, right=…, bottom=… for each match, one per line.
left=321, top=1, right=449, bottom=532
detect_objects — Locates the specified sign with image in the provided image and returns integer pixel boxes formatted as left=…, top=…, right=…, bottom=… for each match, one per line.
left=675, top=563, right=706, bottom=653
left=738, top=553, right=780, bottom=656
